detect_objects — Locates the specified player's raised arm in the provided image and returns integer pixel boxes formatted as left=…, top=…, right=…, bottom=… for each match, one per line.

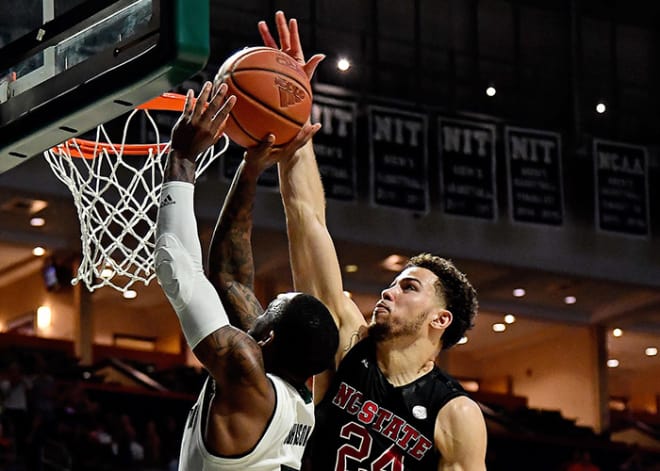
left=278, top=142, right=367, bottom=358
left=206, top=140, right=273, bottom=333
left=154, top=82, right=270, bottom=408
left=260, top=11, right=368, bottom=369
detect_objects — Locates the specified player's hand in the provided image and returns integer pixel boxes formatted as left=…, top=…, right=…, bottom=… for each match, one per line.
left=258, top=10, right=325, bottom=81
left=171, top=82, right=236, bottom=160
left=243, top=123, right=321, bottom=176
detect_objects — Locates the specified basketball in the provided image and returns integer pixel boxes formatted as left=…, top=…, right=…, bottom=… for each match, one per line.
left=216, top=46, right=313, bottom=148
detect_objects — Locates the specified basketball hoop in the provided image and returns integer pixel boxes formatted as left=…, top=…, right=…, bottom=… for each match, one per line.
left=43, top=92, right=229, bottom=293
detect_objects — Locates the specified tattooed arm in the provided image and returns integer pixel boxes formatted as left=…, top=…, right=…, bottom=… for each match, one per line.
left=207, top=155, right=267, bottom=332
left=207, top=127, right=322, bottom=332
left=157, top=83, right=280, bottom=456
left=158, top=82, right=269, bottom=404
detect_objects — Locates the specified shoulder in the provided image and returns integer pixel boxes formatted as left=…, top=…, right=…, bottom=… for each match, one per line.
left=436, top=395, right=483, bottom=426
left=434, top=396, right=487, bottom=467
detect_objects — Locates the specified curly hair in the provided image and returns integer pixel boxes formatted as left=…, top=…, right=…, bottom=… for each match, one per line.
left=406, top=253, right=478, bottom=350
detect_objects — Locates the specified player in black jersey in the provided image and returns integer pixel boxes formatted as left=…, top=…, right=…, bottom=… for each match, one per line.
left=257, top=11, right=488, bottom=471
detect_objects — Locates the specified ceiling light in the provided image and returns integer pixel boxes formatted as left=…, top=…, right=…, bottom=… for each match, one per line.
left=30, top=217, right=46, bottom=227
left=100, top=266, right=114, bottom=279
left=612, top=328, right=623, bottom=337
left=596, top=102, right=606, bottom=114
left=344, top=264, right=358, bottom=273
left=37, top=306, right=51, bottom=329
left=512, top=288, right=526, bottom=297
left=381, top=254, right=407, bottom=272
left=607, top=359, right=619, bottom=368
left=460, top=380, right=479, bottom=392
left=343, top=291, right=352, bottom=298
left=337, top=57, right=351, bottom=71
left=645, top=347, right=658, bottom=357
left=32, top=246, right=46, bottom=256
left=492, top=323, right=506, bottom=333
left=504, top=314, right=516, bottom=324
left=564, top=296, right=576, bottom=304
left=458, top=336, right=468, bottom=345
left=486, top=86, right=496, bottom=97
left=122, top=290, right=137, bottom=300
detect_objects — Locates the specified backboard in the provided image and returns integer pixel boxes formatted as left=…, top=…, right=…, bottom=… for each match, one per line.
left=0, top=0, right=210, bottom=173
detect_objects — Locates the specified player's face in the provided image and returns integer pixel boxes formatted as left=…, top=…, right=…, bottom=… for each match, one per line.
left=369, top=266, right=444, bottom=340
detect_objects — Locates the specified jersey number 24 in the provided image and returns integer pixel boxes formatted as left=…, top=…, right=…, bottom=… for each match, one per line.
left=334, top=422, right=404, bottom=471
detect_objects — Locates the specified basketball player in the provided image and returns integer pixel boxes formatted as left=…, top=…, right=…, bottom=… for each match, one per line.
left=257, top=11, right=488, bottom=470
left=155, top=81, right=338, bottom=470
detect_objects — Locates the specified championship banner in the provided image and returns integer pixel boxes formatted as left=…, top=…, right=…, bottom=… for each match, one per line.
left=594, top=139, right=649, bottom=237
left=505, top=126, right=563, bottom=226
left=439, top=118, right=497, bottom=220
left=312, top=95, right=358, bottom=201
left=368, top=105, right=429, bottom=212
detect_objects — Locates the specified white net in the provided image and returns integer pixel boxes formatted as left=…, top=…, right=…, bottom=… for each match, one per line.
left=43, top=100, right=229, bottom=292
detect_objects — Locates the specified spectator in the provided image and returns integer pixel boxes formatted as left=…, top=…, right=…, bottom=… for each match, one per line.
left=26, top=353, right=57, bottom=470
left=143, top=419, right=162, bottom=469
left=160, top=415, right=180, bottom=471
left=619, top=445, right=644, bottom=471
left=0, top=361, right=31, bottom=467
left=566, top=449, right=601, bottom=471
left=114, top=413, right=144, bottom=468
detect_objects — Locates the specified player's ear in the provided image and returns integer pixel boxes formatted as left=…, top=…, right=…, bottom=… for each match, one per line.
left=430, top=309, right=452, bottom=330
left=257, top=330, right=275, bottom=347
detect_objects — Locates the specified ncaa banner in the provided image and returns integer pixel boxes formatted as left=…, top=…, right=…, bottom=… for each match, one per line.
left=505, top=126, right=563, bottom=226
left=368, top=105, right=429, bottom=213
left=311, top=95, right=358, bottom=201
left=594, top=139, right=650, bottom=237
left=438, top=117, right=497, bottom=220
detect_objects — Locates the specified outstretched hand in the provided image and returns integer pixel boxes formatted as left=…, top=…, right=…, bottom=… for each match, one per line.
left=251, top=9, right=323, bottom=173
left=258, top=10, right=325, bottom=81
left=171, top=81, right=236, bottom=161
left=244, top=123, right=321, bottom=176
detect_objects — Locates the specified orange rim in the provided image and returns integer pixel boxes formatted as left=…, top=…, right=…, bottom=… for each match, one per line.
left=52, top=93, right=189, bottom=159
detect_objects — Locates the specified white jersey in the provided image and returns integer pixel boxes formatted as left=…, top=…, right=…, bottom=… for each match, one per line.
left=179, top=374, right=314, bottom=471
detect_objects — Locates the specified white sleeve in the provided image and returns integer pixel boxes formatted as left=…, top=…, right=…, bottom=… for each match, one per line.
left=155, top=181, right=229, bottom=349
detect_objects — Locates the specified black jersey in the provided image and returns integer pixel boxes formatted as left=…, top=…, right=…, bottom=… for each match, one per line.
left=304, top=337, right=466, bottom=471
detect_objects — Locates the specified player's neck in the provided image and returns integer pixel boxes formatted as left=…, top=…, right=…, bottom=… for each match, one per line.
left=375, top=337, right=438, bottom=387
left=270, top=368, right=308, bottom=392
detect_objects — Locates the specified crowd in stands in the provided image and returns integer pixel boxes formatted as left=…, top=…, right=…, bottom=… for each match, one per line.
left=0, top=348, right=200, bottom=470
left=1, top=342, right=659, bottom=470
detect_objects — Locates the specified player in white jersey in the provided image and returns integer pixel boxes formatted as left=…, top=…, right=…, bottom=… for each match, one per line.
left=154, top=82, right=338, bottom=470
left=180, top=367, right=314, bottom=470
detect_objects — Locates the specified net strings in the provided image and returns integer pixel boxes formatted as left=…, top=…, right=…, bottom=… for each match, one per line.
left=43, top=108, right=230, bottom=292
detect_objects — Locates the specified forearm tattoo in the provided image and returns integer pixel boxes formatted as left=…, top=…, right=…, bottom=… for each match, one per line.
left=209, top=169, right=258, bottom=294
left=221, top=282, right=262, bottom=331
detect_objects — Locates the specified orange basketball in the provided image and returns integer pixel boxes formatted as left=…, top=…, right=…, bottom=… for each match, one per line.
left=216, top=47, right=313, bottom=148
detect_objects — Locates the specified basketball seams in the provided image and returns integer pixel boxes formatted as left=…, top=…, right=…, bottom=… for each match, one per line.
left=218, top=46, right=313, bottom=147
left=227, top=114, right=260, bottom=147
left=222, top=71, right=309, bottom=127
left=228, top=48, right=311, bottom=96
left=229, top=67, right=312, bottom=97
